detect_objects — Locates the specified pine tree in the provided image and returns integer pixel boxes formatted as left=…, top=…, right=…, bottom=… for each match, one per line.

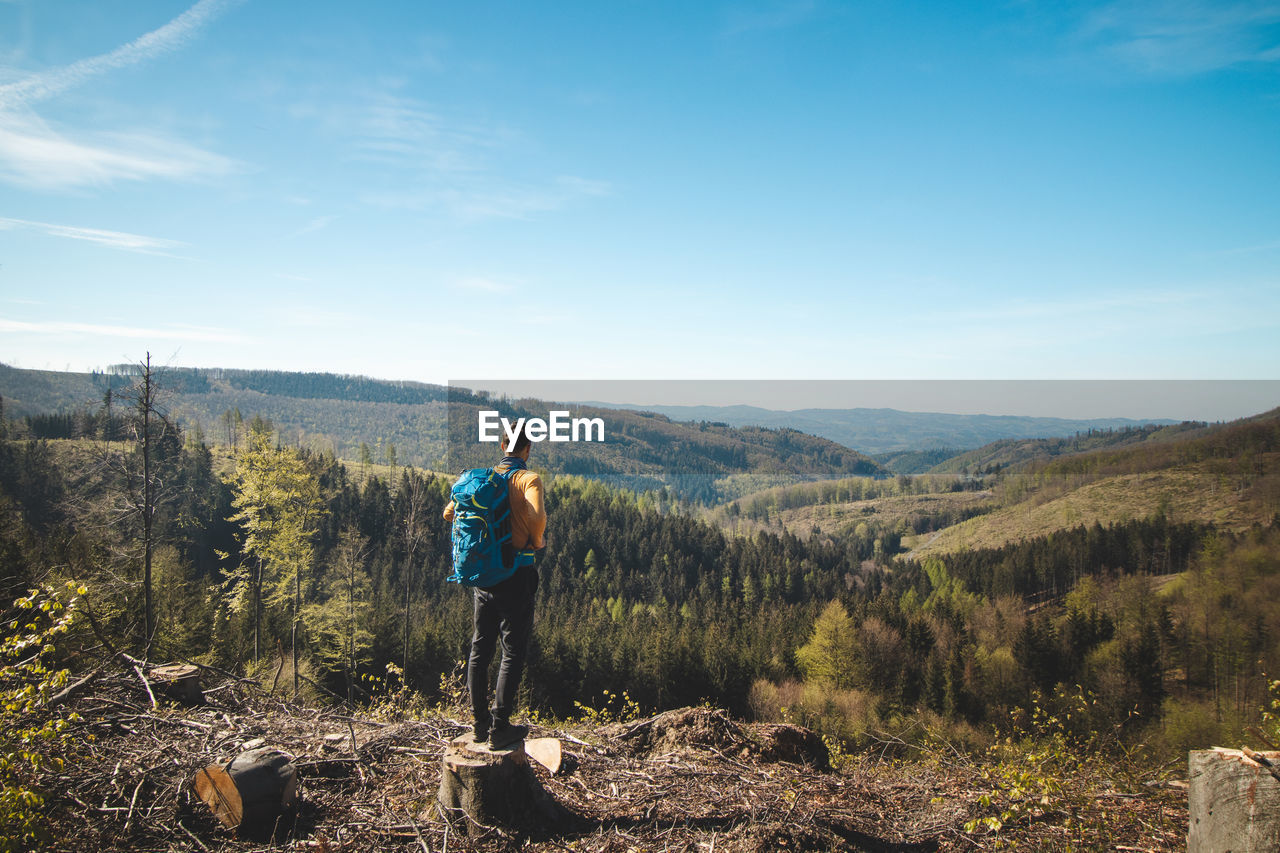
left=305, top=530, right=373, bottom=702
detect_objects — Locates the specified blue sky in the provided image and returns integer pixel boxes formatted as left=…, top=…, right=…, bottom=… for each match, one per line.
left=1, top=0, right=1278, bottom=392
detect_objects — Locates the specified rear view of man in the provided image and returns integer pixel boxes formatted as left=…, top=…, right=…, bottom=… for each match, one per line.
left=443, top=427, right=546, bottom=748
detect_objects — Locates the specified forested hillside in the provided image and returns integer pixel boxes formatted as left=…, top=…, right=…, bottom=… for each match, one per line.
left=912, top=410, right=1280, bottom=556
left=3, top=389, right=1278, bottom=745
left=0, top=364, right=884, bottom=501
left=608, top=401, right=1176, bottom=454
left=3, top=377, right=1279, bottom=849
left=926, top=420, right=1211, bottom=475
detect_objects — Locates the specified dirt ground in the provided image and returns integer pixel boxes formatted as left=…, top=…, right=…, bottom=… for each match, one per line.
left=35, top=675, right=1187, bottom=852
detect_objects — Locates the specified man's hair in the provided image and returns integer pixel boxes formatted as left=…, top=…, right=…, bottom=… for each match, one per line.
left=505, top=426, right=532, bottom=455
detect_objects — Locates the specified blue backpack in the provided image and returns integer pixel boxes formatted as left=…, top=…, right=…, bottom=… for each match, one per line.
left=447, top=467, right=517, bottom=587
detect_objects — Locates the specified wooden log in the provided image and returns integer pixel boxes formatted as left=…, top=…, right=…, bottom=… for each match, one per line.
left=1189, top=748, right=1280, bottom=852
left=150, top=663, right=204, bottom=705
left=194, top=747, right=297, bottom=835
left=525, top=737, right=563, bottom=774
left=437, top=733, right=564, bottom=836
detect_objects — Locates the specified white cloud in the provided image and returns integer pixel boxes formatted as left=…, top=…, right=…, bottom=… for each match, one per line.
left=0, top=107, right=237, bottom=190
left=0, top=216, right=185, bottom=253
left=0, top=0, right=239, bottom=109
left=1079, top=1, right=1280, bottom=74
left=0, top=0, right=240, bottom=189
left=298, top=91, right=610, bottom=221
left=349, top=93, right=499, bottom=174
left=0, top=317, right=240, bottom=343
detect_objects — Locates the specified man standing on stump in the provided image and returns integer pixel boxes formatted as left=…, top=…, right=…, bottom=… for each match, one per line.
left=444, top=427, right=546, bottom=749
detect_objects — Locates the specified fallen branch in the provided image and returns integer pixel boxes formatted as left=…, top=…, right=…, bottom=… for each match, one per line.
left=131, top=664, right=157, bottom=709
left=47, top=667, right=103, bottom=709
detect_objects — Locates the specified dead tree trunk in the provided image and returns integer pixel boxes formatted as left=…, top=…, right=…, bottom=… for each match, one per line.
left=436, top=733, right=565, bottom=836
left=194, top=747, right=298, bottom=836
left=1189, top=748, right=1280, bottom=852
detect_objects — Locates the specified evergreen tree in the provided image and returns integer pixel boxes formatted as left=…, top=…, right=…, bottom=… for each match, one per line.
left=305, top=529, right=374, bottom=702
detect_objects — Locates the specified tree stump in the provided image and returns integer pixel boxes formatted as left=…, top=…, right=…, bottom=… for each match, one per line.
left=194, top=747, right=298, bottom=836
left=437, top=733, right=564, bottom=836
left=1189, top=748, right=1280, bottom=852
left=150, top=663, right=203, bottom=705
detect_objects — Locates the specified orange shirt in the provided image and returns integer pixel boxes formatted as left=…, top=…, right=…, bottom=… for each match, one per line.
left=443, top=465, right=546, bottom=551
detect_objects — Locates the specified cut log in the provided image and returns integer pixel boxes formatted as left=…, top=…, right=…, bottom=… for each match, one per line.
left=1189, top=747, right=1280, bottom=852
left=150, top=663, right=203, bottom=705
left=525, top=737, right=563, bottom=774
left=194, top=747, right=297, bottom=835
left=437, top=733, right=565, bottom=836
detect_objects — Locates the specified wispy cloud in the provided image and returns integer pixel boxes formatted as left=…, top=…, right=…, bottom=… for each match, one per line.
left=285, top=215, right=336, bottom=238
left=364, top=174, right=611, bottom=221
left=1198, top=236, right=1280, bottom=256
left=0, top=216, right=186, bottom=254
left=721, top=0, right=819, bottom=37
left=298, top=91, right=610, bottom=221
left=0, top=0, right=238, bottom=109
left=347, top=92, right=501, bottom=174
left=1077, top=1, right=1280, bottom=75
left=444, top=176, right=611, bottom=221
left=0, top=317, right=240, bottom=343
left=0, top=0, right=240, bottom=189
left=275, top=308, right=354, bottom=329
left=0, top=111, right=237, bottom=189
left=944, top=289, right=1198, bottom=324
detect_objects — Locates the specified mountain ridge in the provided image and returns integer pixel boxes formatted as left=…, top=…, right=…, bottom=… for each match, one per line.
left=0, top=364, right=884, bottom=501
left=578, top=400, right=1180, bottom=455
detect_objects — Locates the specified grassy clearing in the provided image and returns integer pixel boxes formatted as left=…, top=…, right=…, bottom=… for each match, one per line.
left=913, top=461, right=1273, bottom=557
left=776, top=490, right=997, bottom=540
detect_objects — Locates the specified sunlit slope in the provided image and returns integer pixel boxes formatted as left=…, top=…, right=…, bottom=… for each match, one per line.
left=926, top=420, right=1210, bottom=475
left=911, top=411, right=1280, bottom=557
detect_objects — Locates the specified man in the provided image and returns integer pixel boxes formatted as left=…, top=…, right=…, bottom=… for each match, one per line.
left=443, top=427, right=546, bottom=749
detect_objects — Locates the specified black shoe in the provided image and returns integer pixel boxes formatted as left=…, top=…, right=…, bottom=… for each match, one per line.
left=488, top=723, right=528, bottom=750
left=472, top=722, right=490, bottom=743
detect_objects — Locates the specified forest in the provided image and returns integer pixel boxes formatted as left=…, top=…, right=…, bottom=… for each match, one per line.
left=3, top=369, right=1279, bottom=777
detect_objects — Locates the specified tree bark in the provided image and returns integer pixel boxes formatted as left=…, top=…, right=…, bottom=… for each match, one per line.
left=436, top=734, right=565, bottom=836
left=141, top=352, right=154, bottom=657
left=1189, top=747, right=1280, bottom=852
left=149, top=663, right=203, bottom=705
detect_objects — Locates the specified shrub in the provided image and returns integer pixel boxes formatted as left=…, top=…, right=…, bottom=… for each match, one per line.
left=0, top=583, right=84, bottom=852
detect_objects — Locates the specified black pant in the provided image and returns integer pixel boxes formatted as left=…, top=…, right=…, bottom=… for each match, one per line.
left=467, top=564, right=538, bottom=728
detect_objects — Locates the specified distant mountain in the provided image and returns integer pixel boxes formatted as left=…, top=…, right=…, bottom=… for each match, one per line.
left=0, top=365, right=883, bottom=501
left=588, top=402, right=1178, bottom=455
